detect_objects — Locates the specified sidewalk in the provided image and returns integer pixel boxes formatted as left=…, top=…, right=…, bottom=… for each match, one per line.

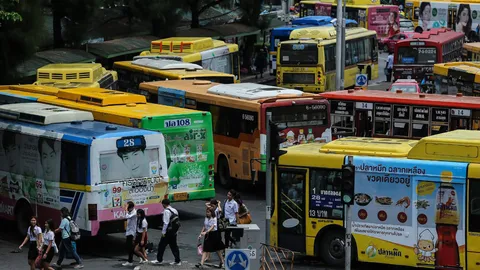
left=135, top=262, right=197, bottom=270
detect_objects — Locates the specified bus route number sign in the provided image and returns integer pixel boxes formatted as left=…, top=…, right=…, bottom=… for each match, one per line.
left=164, top=118, right=192, bottom=128
left=451, top=109, right=471, bottom=117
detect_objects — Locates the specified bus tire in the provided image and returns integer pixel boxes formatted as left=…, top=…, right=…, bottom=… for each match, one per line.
left=367, top=67, right=372, bottom=81
left=319, top=229, right=345, bottom=266
left=218, top=156, right=232, bottom=188
left=15, top=201, right=32, bottom=235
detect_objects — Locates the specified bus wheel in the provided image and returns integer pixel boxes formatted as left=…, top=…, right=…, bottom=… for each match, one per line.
left=15, top=202, right=32, bottom=235
left=320, top=229, right=345, bottom=266
left=218, top=156, right=232, bottom=188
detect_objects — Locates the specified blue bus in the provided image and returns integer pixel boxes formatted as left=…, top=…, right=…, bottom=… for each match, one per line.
left=269, top=16, right=358, bottom=75
left=0, top=102, right=168, bottom=236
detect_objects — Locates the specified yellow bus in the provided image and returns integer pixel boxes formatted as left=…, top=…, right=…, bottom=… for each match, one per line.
left=277, top=27, right=379, bottom=92
left=272, top=130, right=480, bottom=269
left=34, top=63, right=118, bottom=89
left=298, top=0, right=400, bottom=38
left=434, top=62, right=480, bottom=96
left=463, top=42, right=480, bottom=61
left=139, top=80, right=331, bottom=188
left=404, top=0, right=480, bottom=39
left=0, top=85, right=216, bottom=202
left=138, top=37, right=240, bottom=81
left=113, top=59, right=235, bottom=96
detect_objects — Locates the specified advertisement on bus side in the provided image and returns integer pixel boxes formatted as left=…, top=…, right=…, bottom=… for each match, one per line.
left=368, top=6, right=401, bottom=37
left=351, top=156, right=466, bottom=267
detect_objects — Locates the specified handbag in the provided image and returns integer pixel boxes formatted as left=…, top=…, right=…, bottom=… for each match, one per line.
left=217, top=218, right=229, bottom=232
left=238, top=213, right=252, bottom=224
left=197, top=238, right=203, bottom=256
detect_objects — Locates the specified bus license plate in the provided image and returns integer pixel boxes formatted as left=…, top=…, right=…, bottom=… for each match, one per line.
left=173, top=192, right=188, bottom=201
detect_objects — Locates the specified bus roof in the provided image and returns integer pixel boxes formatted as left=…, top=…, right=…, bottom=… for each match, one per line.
left=434, top=62, right=480, bottom=83
left=321, top=89, right=480, bottom=109
left=131, top=58, right=203, bottom=71
left=0, top=111, right=159, bottom=143
left=408, top=130, right=480, bottom=163
left=0, top=102, right=94, bottom=125
left=289, top=26, right=374, bottom=40
left=0, top=86, right=204, bottom=124
left=150, top=37, right=219, bottom=53
left=292, top=16, right=334, bottom=26
left=463, top=42, right=480, bottom=53
left=300, top=0, right=396, bottom=7
left=319, top=137, right=418, bottom=157
left=396, top=28, right=464, bottom=45
left=140, top=80, right=320, bottom=110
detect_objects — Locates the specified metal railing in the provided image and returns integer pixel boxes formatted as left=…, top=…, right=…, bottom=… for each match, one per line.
left=259, top=243, right=295, bottom=270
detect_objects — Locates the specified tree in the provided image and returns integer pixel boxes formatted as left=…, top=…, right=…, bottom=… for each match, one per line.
left=126, top=0, right=183, bottom=37
left=51, top=0, right=102, bottom=48
left=184, top=0, right=227, bottom=28
left=0, top=0, right=44, bottom=83
left=0, top=0, right=22, bottom=25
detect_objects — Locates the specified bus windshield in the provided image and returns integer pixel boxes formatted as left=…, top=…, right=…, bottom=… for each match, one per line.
left=280, top=43, right=318, bottom=65
left=397, top=47, right=437, bottom=64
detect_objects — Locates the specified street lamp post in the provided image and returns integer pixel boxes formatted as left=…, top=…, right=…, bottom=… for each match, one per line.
left=335, top=0, right=345, bottom=90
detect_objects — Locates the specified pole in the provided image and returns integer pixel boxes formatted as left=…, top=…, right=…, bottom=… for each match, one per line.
left=335, top=0, right=344, bottom=90
left=265, top=111, right=272, bottom=245
left=344, top=155, right=353, bottom=270
left=340, top=0, right=346, bottom=90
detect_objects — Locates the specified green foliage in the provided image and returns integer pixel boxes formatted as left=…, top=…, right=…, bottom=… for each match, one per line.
left=238, top=0, right=271, bottom=29
left=0, top=0, right=22, bottom=23
left=0, top=0, right=44, bottom=83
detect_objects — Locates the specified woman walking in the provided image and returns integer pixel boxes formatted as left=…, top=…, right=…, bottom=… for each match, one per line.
left=19, top=216, right=43, bottom=270
left=53, top=207, right=83, bottom=269
left=196, top=208, right=225, bottom=269
left=134, top=209, right=149, bottom=264
left=235, top=193, right=252, bottom=224
left=41, top=219, right=56, bottom=270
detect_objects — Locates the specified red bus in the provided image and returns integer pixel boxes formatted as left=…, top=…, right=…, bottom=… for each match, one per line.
left=320, top=89, right=480, bottom=140
left=393, top=28, right=464, bottom=86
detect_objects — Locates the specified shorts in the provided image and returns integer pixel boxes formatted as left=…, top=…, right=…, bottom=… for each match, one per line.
left=135, top=232, right=148, bottom=247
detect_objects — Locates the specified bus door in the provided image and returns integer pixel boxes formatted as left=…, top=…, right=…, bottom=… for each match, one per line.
left=467, top=170, right=480, bottom=268
left=330, top=100, right=355, bottom=139
left=276, top=167, right=307, bottom=253
left=449, top=108, right=471, bottom=131
left=354, top=101, right=373, bottom=137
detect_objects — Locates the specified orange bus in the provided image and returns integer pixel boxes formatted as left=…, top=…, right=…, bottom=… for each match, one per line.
left=320, top=89, right=480, bottom=139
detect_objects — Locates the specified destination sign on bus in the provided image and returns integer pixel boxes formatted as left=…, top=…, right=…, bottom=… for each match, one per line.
left=410, top=42, right=425, bottom=46
left=116, top=137, right=146, bottom=149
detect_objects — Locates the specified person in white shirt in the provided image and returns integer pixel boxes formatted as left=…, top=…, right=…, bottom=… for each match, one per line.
left=134, top=209, right=148, bottom=264
left=19, top=216, right=43, bottom=270
left=41, top=219, right=57, bottom=270
left=223, top=189, right=239, bottom=248
left=151, top=199, right=181, bottom=266
left=122, top=201, right=137, bottom=267
left=386, top=52, right=394, bottom=82
left=196, top=208, right=225, bottom=269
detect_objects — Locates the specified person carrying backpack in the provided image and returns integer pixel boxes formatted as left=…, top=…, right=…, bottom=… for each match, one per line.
left=52, top=207, right=84, bottom=269
left=151, top=199, right=181, bottom=265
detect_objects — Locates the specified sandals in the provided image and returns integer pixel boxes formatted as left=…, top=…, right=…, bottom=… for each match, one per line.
left=195, top=263, right=205, bottom=269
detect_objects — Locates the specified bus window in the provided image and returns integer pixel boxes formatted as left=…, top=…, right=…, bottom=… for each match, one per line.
left=393, top=105, right=410, bottom=137
left=374, top=104, right=392, bottom=136
left=309, top=169, right=343, bottom=220
left=277, top=169, right=306, bottom=253
left=412, top=123, right=429, bottom=137
left=469, top=180, right=480, bottom=233
left=393, top=122, right=409, bottom=137
left=431, top=125, right=449, bottom=135
left=451, top=118, right=471, bottom=131
left=60, top=141, right=88, bottom=185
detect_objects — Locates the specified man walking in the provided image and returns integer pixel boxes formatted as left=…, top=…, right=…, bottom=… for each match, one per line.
left=122, top=202, right=137, bottom=267
left=386, top=51, right=394, bottom=82
left=224, top=189, right=239, bottom=248
left=151, top=199, right=181, bottom=265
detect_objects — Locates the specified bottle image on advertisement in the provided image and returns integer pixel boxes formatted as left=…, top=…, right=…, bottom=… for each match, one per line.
left=435, top=183, right=460, bottom=268
left=306, top=128, right=315, bottom=143
left=297, top=129, right=306, bottom=144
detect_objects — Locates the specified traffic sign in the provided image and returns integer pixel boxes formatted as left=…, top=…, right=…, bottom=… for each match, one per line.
left=226, top=249, right=250, bottom=270
left=355, top=74, right=368, bottom=87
